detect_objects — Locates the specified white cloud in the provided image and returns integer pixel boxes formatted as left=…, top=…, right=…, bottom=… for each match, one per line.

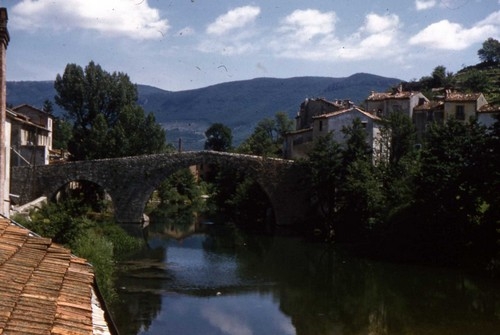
left=270, top=11, right=401, bottom=62
left=409, top=12, right=499, bottom=50
left=199, top=6, right=261, bottom=55
left=415, top=0, right=437, bottom=10
left=361, top=13, right=400, bottom=34
left=11, top=0, right=169, bottom=40
left=477, top=10, right=500, bottom=29
left=278, top=9, right=337, bottom=43
left=206, top=6, right=260, bottom=35
left=201, top=305, right=252, bottom=335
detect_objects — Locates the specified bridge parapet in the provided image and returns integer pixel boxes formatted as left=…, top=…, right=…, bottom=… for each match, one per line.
left=11, top=151, right=311, bottom=226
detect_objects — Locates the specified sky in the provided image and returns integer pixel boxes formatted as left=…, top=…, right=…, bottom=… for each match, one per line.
left=1, top=0, right=499, bottom=92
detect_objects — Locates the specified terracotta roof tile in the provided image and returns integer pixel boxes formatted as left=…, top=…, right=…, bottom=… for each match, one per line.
left=313, top=106, right=381, bottom=121
left=478, top=104, right=500, bottom=113
left=0, top=218, right=112, bottom=335
left=366, top=91, right=420, bottom=101
left=445, top=92, right=483, bottom=102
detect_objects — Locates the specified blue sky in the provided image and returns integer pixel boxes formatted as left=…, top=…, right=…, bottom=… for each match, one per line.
left=2, top=0, right=499, bottom=91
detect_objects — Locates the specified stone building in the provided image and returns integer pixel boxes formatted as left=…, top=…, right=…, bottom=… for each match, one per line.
left=365, top=84, right=429, bottom=120
left=283, top=98, right=380, bottom=160
left=443, top=91, right=488, bottom=122
left=8, top=104, right=53, bottom=166
left=0, top=7, right=9, bottom=215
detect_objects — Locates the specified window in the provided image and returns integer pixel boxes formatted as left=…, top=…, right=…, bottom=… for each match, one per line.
left=455, top=105, right=465, bottom=120
left=319, top=120, right=323, bottom=131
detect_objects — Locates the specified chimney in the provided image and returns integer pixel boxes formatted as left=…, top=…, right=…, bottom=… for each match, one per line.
left=0, top=8, right=9, bottom=216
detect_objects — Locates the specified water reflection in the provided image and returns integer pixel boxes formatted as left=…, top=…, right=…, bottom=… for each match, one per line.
left=112, top=218, right=500, bottom=335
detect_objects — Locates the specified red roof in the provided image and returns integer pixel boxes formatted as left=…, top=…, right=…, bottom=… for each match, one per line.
left=444, top=92, right=483, bottom=102
left=366, top=91, right=420, bottom=101
left=478, top=104, right=500, bottom=113
left=0, top=218, right=111, bottom=334
left=313, top=106, right=381, bottom=121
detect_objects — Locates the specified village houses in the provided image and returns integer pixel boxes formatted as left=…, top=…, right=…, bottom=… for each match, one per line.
left=284, top=85, right=499, bottom=160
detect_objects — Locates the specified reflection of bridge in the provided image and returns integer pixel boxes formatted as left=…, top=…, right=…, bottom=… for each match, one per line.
left=10, top=151, right=311, bottom=226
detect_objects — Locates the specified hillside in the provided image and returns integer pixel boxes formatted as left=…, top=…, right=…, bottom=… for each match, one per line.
left=455, top=62, right=500, bottom=104
left=6, top=73, right=401, bottom=150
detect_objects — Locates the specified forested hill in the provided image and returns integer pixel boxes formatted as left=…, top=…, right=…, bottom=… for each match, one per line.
left=6, top=73, right=401, bottom=149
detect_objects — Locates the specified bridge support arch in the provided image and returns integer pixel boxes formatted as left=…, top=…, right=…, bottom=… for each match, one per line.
left=10, top=152, right=313, bottom=227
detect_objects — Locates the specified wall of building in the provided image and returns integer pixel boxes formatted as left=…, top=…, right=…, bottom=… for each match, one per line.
left=0, top=8, right=9, bottom=216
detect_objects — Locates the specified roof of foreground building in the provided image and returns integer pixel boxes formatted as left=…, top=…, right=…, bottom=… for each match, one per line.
left=0, top=217, right=112, bottom=335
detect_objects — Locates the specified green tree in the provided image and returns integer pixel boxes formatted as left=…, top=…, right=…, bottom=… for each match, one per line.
left=306, top=132, right=343, bottom=240
left=431, top=65, right=454, bottom=88
left=479, top=116, right=500, bottom=259
left=478, top=37, right=500, bottom=63
left=460, top=68, right=492, bottom=93
left=238, top=112, right=293, bottom=157
left=54, top=61, right=167, bottom=160
left=415, top=119, right=489, bottom=258
left=42, top=99, right=54, bottom=114
left=52, top=117, right=73, bottom=150
left=342, top=118, right=372, bottom=165
left=204, top=123, right=233, bottom=151
left=378, top=112, right=417, bottom=166
left=376, top=112, right=420, bottom=237
left=337, top=119, right=384, bottom=240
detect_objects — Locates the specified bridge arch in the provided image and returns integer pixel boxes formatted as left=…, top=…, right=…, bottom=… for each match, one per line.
left=10, top=151, right=312, bottom=227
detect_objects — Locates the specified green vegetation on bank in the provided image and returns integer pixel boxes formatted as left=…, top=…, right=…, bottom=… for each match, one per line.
left=303, top=110, right=500, bottom=271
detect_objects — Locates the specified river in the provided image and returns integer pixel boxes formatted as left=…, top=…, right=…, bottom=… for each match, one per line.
left=111, top=220, right=500, bottom=335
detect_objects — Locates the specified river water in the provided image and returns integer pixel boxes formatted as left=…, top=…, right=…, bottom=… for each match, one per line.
left=111, top=220, right=500, bottom=335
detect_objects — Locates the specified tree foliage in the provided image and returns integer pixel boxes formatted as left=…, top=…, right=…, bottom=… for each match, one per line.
left=204, top=123, right=233, bottom=151
left=237, top=112, right=293, bottom=157
left=306, top=133, right=343, bottom=236
left=54, top=61, right=167, bottom=160
left=415, top=120, right=490, bottom=247
left=478, top=37, right=500, bottom=63
left=52, top=117, right=73, bottom=150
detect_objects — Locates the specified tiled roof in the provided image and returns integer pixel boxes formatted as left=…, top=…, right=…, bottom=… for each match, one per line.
left=0, top=217, right=111, bottom=335
left=444, top=92, right=483, bottom=102
left=366, top=91, right=419, bottom=101
left=478, top=104, right=500, bottom=113
left=313, top=106, right=381, bottom=121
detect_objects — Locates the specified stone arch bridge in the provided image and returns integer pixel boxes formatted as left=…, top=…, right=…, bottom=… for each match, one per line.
left=10, top=151, right=311, bottom=226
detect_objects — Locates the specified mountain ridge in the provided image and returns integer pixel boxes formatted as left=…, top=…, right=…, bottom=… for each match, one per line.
left=6, top=73, right=401, bottom=149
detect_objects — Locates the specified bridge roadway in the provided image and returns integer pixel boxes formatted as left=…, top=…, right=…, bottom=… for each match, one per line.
left=10, top=151, right=311, bottom=227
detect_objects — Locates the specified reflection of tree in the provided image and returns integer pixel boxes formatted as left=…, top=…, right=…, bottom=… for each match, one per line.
left=112, top=216, right=500, bottom=335
left=227, top=234, right=500, bottom=335
left=111, top=243, right=166, bottom=335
